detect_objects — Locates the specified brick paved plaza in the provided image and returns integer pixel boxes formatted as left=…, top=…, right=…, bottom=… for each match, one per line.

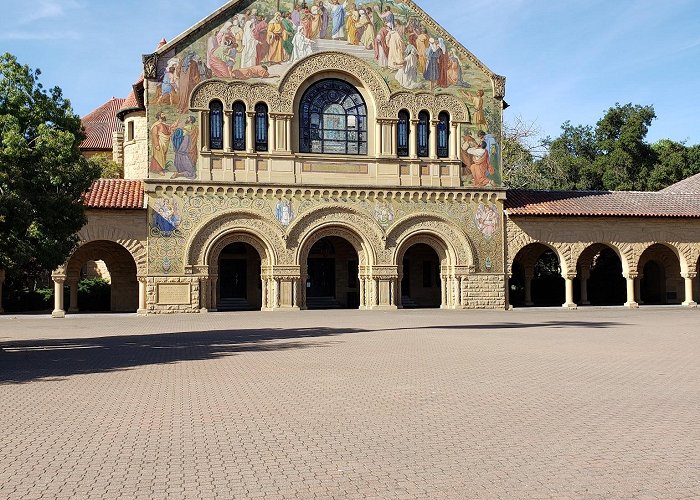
left=1, top=308, right=698, bottom=499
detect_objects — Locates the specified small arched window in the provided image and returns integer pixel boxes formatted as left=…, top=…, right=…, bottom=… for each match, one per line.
left=437, top=111, right=450, bottom=158
left=397, top=110, right=410, bottom=157
left=300, top=78, right=368, bottom=155
left=232, top=101, right=246, bottom=151
left=254, top=103, right=268, bottom=152
left=417, top=110, right=430, bottom=158
left=209, top=100, right=224, bottom=150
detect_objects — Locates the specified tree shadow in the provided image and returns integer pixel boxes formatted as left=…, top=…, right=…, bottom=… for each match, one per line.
left=0, top=320, right=624, bottom=384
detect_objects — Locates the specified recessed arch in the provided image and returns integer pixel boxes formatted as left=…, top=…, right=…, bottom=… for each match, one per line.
left=638, top=243, right=684, bottom=305
left=510, top=242, right=564, bottom=307
left=64, top=240, right=139, bottom=313
left=576, top=243, right=626, bottom=306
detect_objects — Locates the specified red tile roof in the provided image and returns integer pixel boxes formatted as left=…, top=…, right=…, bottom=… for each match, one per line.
left=80, top=97, right=125, bottom=150
left=117, top=74, right=146, bottom=120
left=84, top=179, right=145, bottom=210
left=506, top=190, right=700, bottom=218
left=660, top=172, right=700, bottom=194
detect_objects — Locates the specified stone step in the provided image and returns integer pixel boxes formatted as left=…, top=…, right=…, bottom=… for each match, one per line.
left=218, top=298, right=254, bottom=312
left=306, top=296, right=343, bottom=310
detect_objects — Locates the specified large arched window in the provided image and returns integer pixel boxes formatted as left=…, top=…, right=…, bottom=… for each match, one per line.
left=209, top=100, right=224, bottom=150
left=254, top=102, right=268, bottom=152
left=437, top=111, right=450, bottom=158
left=397, top=110, right=410, bottom=157
left=232, top=101, right=246, bottom=151
left=300, top=78, right=368, bottom=155
left=417, top=110, right=430, bottom=158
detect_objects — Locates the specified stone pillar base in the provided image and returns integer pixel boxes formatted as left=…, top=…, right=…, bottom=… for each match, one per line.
left=272, top=306, right=301, bottom=312
left=624, top=301, right=639, bottom=309
left=137, top=308, right=149, bottom=316
left=562, top=303, right=578, bottom=310
left=51, top=310, right=66, bottom=318
left=682, top=301, right=697, bottom=308
left=370, top=305, right=398, bottom=311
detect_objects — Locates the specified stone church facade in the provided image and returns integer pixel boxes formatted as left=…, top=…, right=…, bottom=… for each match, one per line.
left=32, top=0, right=700, bottom=318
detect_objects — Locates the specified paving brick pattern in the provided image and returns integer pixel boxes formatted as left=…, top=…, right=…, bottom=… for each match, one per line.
left=1, top=309, right=698, bottom=499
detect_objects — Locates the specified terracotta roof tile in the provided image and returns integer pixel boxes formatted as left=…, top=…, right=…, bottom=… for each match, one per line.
left=117, top=74, right=146, bottom=121
left=506, top=189, right=700, bottom=218
left=660, top=172, right=700, bottom=194
left=80, top=98, right=125, bottom=150
left=84, top=179, right=145, bottom=210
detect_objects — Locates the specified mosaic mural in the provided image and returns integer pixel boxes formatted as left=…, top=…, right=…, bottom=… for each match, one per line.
left=147, top=192, right=504, bottom=275
left=146, top=0, right=502, bottom=186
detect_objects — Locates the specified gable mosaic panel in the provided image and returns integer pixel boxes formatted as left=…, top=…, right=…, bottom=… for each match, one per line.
left=146, top=0, right=503, bottom=187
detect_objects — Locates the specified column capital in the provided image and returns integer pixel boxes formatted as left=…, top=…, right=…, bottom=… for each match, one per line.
left=682, top=272, right=697, bottom=279
left=624, top=272, right=639, bottom=279
left=52, top=275, right=67, bottom=284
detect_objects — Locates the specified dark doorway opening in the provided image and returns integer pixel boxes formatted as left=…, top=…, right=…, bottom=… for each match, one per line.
left=218, top=242, right=261, bottom=311
left=401, top=243, right=441, bottom=308
left=306, top=236, right=359, bottom=310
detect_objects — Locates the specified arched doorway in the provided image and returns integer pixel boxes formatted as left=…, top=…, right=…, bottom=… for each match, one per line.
left=510, top=243, right=564, bottom=307
left=400, top=243, right=441, bottom=308
left=305, top=236, right=360, bottom=309
left=64, top=240, right=139, bottom=313
left=577, top=244, right=626, bottom=306
left=639, top=244, right=682, bottom=305
left=217, top=242, right=262, bottom=311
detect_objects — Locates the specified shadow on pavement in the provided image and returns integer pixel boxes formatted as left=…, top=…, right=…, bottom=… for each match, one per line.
left=0, top=320, right=624, bottom=384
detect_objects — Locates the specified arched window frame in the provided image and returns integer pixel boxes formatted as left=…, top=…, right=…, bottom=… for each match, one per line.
left=254, top=102, right=268, bottom=153
left=437, top=111, right=450, bottom=159
left=209, top=100, right=224, bottom=150
left=232, top=101, right=247, bottom=151
left=417, top=110, right=430, bottom=158
left=397, top=110, right=410, bottom=158
left=299, top=78, right=368, bottom=156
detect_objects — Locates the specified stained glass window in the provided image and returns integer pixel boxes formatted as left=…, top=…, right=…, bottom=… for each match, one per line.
left=397, top=110, right=410, bottom=157
left=417, top=110, right=430, bottom=158
left=437, top=111, right=450, bottom=158
left=233, top=101, right=246, bottom=151
left=255, top=103, right=268, bottom=152
left=300, top=79, right=368, bottom=155
left=209, top=100, right=224, bottom=150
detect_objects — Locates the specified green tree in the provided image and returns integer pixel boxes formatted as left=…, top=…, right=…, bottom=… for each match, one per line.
left=593, top=103, right=657, bottom=191
left=91, top=154, right=123, bottom=179
left=0, top=53, right=101, bottom=282
left=544, top=122, right=598, bottom=190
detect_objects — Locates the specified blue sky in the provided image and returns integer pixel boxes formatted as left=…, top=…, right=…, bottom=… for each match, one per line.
left=2, top=0, right=699, bottom=144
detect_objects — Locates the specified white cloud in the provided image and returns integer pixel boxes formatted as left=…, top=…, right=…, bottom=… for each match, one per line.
left=17, top=0, right=81, bottom=24
left=0, top=30, right=82, bottom=41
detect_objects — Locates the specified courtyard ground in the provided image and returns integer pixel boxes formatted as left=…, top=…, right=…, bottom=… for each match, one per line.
left=0, top=308, right=698, bottom=499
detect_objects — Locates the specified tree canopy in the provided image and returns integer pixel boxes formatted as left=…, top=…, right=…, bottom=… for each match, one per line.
left=0, top=53, right=101, bottom=281
left=503, top=103, right=700, bottom=191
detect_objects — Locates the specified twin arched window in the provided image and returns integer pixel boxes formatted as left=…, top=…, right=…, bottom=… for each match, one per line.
left=300, top=78, right=368, bottom=155
left=255, top=103, right=268, bottom=152
left=417, top=111, right=430, bottom=158
left=437, top=111, right=450, bottom=158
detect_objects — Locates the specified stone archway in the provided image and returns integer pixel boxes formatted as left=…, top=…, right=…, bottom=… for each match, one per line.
left=297, top=225, right=369, bottom=310
left=576, top=243, right=627, bottom=306
left=638, top=243, right=683, bottom=305
left=54, top=240, right=141, bottom=316
left=510, top=243, right=565, bottom=308
left=395, top=234, right=450, bottom=309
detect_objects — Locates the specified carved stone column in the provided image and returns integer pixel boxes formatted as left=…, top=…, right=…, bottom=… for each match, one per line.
left=269, top=266, right=301, bottom=311
left=562, top=274, right=577, bottom=309
left=430, top=120, right=438, bottom=160
left=368, top=267, right=398, bottom=310
left=269, top=115, right=277, bottom=152
left=261, top=277, right=269, bottom=310
left=223, top=111, right=232, bottom=152
left=373, top=120, right=382, bottom=157
left=579, top=267, right=590, bottom=306
left=68, top=279, right=79, bottom=314
left=138, top=277, right=148, bottom=316
left=682, top=272, right=697, bottom=307
left=246, top=112, right=255, bottom=154
left=409, top=120, right=418, bottom=159
left=0, top=269, right=4, bottom=314
left=210, top=276, right=219, bottom=312
left=390, top=120, right=398, bottom=156
left=624, top=272, right=639, bottom=309
left=359, top=275, right=366, bottom=309
left=285, top=116, right=292, bottom=153
left=450, top=122, right=459, bottom=160
left=200, top=111, right=210, bottom=152
left=51, top=274, right=66, bottom=318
